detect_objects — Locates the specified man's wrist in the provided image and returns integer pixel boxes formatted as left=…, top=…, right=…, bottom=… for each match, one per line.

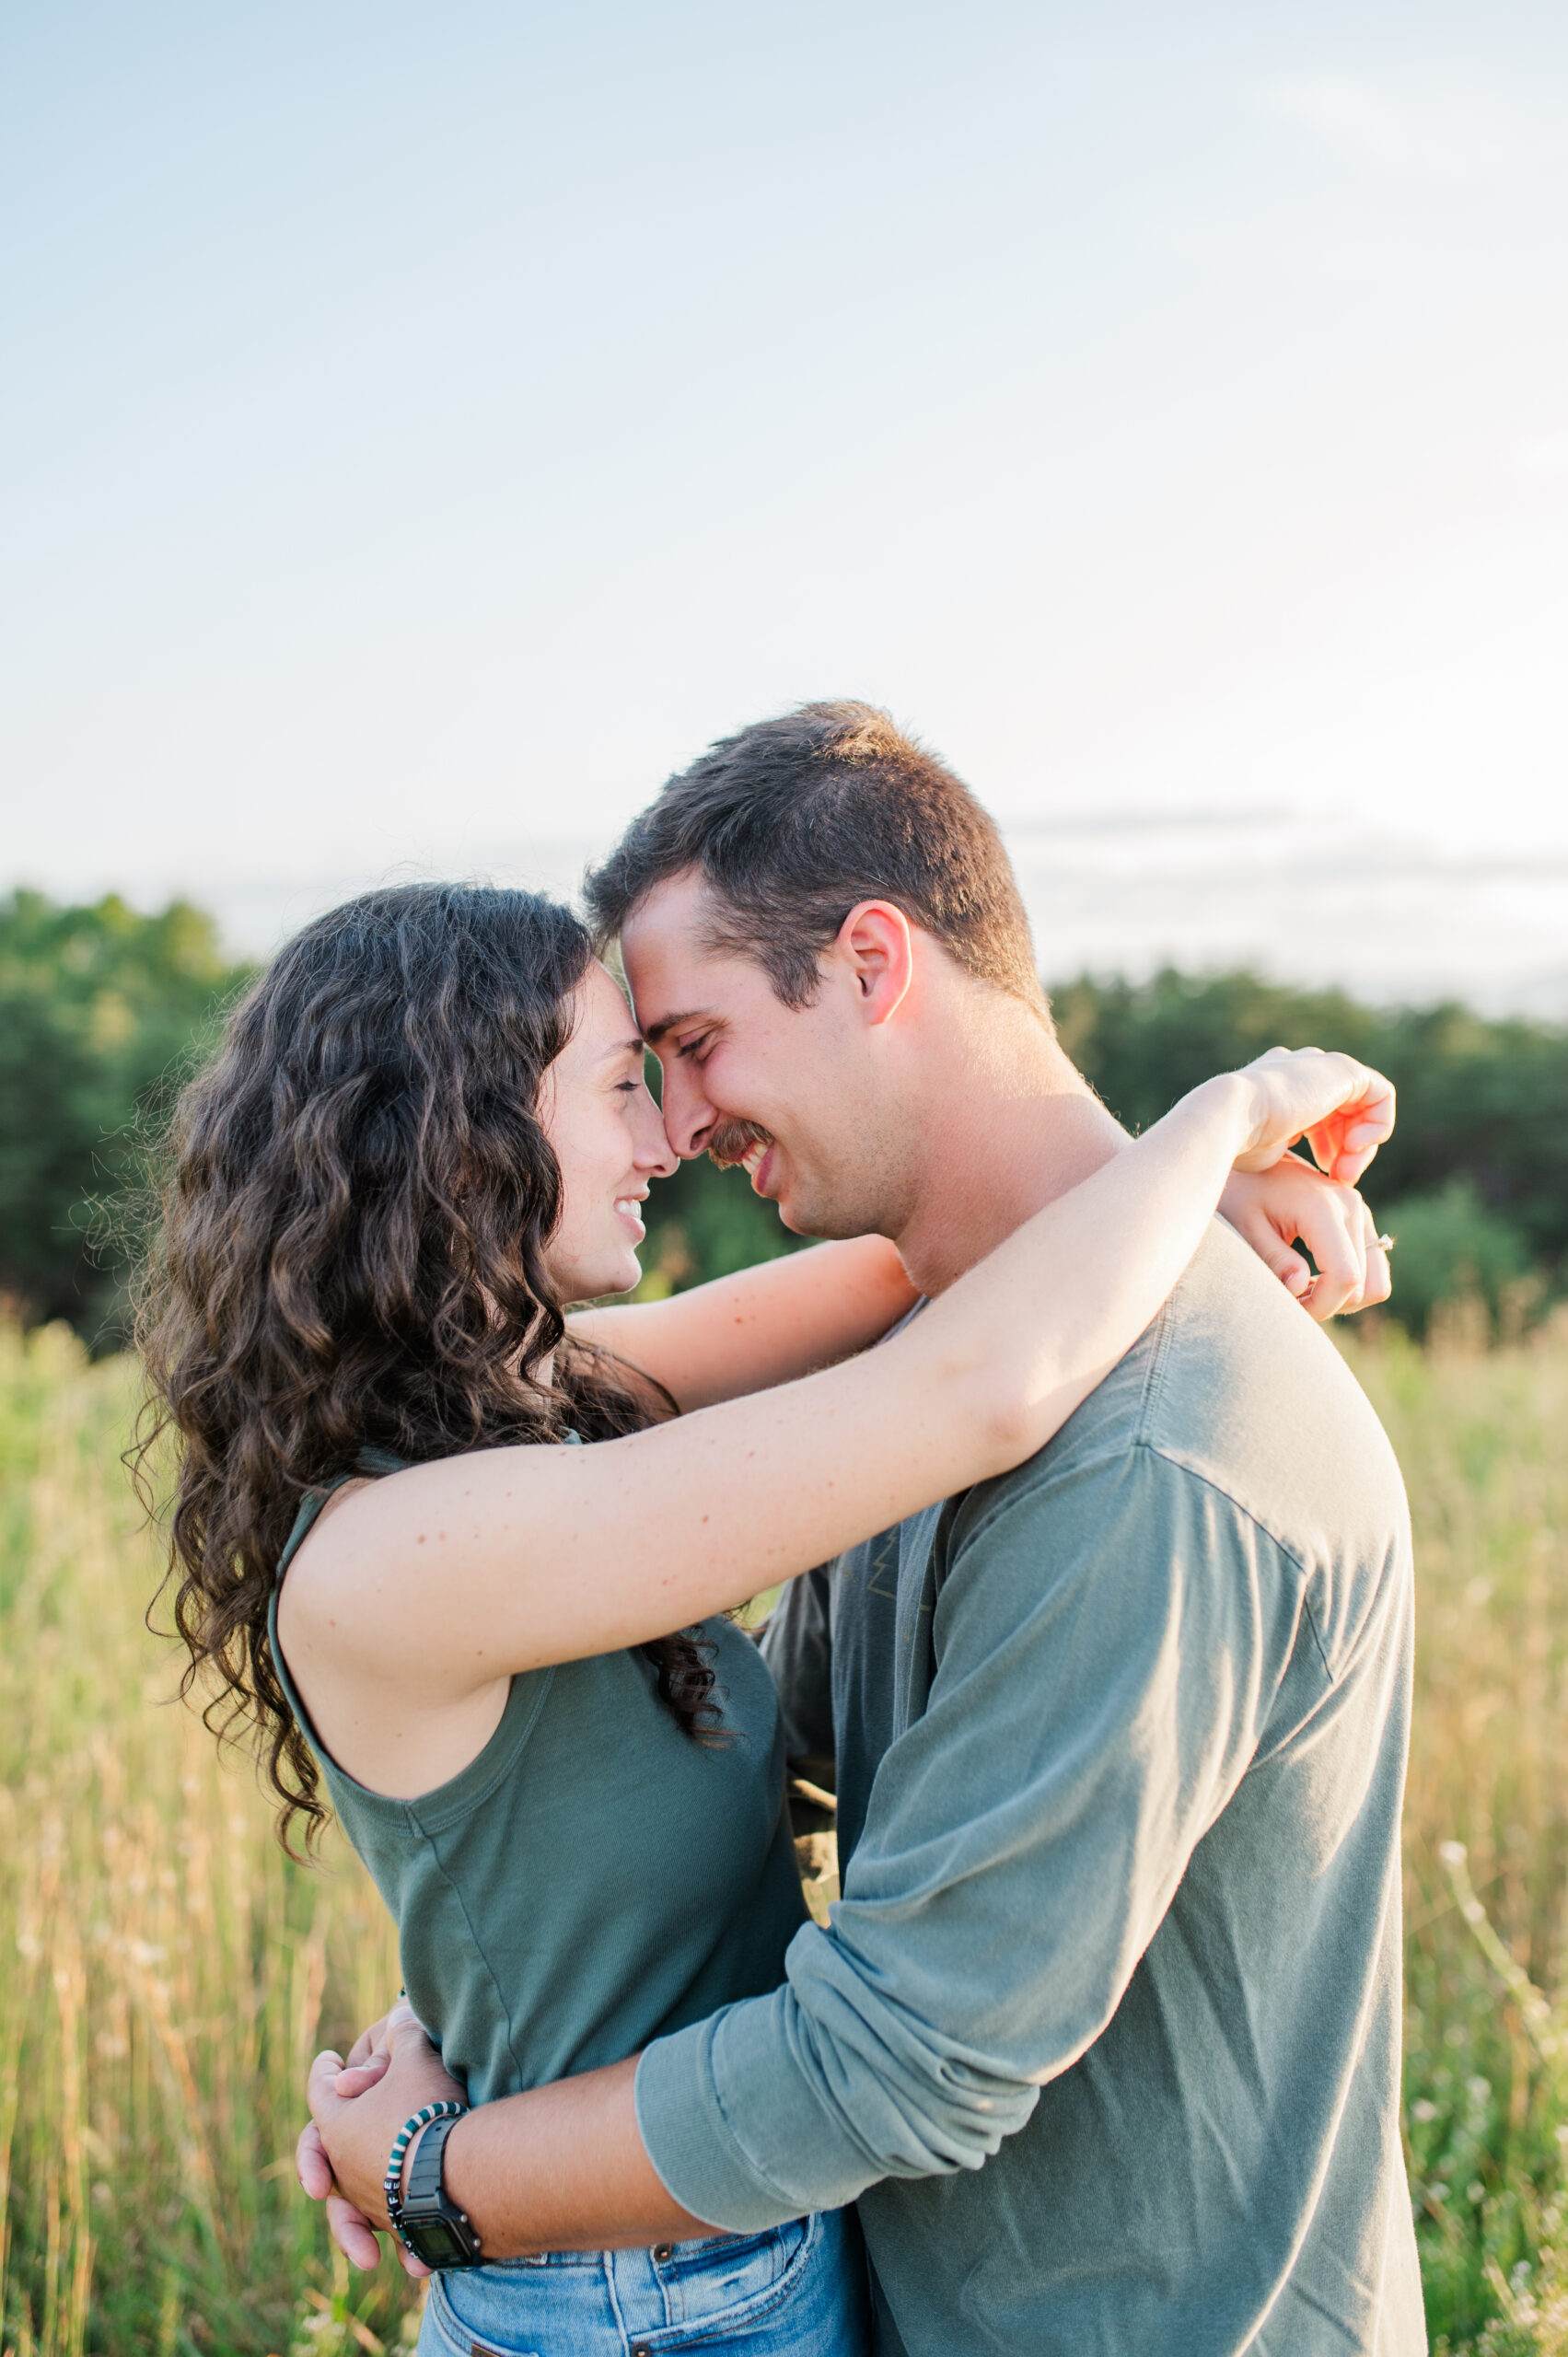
left=398, top=2109, right=468, bottom=2206
left=384, top=2099, right=468, bottom=2236
left=390, top=2105, right=484, bottom=2269
left=388, top=2056, right=697, bottom=2261
left=432, top=2110, right=485, bottom=2246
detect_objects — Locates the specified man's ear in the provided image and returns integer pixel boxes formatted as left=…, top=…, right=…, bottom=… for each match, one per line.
left=834, top=901, right=914, bottom=1028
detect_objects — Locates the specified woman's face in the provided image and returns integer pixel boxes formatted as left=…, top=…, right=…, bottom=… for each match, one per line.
left=539, top=959, right=678, bottom=1304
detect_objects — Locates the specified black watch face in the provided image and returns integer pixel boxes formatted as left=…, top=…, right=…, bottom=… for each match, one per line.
left=405, top=2215, right=470, bottom=2269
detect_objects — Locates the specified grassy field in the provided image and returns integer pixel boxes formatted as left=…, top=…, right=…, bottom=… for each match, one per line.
left=2, top=1314, right=1567, bottom=2354
left=1365, top=1308, right=1568, bottom=2353
left=0, top=1327, right=416, bottom=2357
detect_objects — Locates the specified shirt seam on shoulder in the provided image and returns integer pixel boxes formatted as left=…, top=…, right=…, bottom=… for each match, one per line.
left=1298, top=1588, right=1334, bottom=1683
left=1139, top=1442, right=1336, bottom=1682
left=1135, top=1292, right=1179, bottom=1445
left=945, top=1432, right=1159, bottom=1558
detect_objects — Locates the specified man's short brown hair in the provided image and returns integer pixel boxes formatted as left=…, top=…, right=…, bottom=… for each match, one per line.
left=584, top=702, right=1047, bottom=1016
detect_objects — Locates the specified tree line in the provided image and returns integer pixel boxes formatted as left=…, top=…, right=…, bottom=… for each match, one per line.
left=2, top=888, right=1561, bottom=1346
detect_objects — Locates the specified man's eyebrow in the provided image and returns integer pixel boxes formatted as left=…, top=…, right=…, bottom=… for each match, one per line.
left=639, top=1008, right=716, bottom=1048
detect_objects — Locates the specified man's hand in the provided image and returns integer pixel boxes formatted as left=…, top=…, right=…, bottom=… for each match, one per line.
left=298, top=1999, right=464, bottom=2275
left=1219, top=1160, right=1391, bottom=1320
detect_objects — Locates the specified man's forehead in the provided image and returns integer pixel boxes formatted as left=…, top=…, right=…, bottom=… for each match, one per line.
left=621, top=935, right=715, bottom=1039
left=619, top=866, right=710, bottom=946
left=620, top=873, right=737, bottom=1036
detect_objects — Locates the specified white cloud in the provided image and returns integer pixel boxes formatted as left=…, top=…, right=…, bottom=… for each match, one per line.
left=1518, top=429, right=1568, bottom=481
left=1258, top=75, right=1510, bottom=180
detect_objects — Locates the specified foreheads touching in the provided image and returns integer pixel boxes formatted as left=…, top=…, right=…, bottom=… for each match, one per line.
left=586, top=702, right=1053, bottom=1244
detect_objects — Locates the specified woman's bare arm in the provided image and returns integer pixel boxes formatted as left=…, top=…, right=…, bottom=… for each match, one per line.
left=566, top=1159, right=1384, bottom=1420
left=280, top=1051, right=1392, bottom=1739
left=566, top=1237, right=917, bottom=1411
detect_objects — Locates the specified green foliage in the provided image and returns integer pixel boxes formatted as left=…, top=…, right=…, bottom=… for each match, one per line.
left=5, top=888, right=1563, bottom=1344
left=1055, top=969, right=1568, bottom=1318
left=0, top=891, right=252, bottom=1341
left=1377, top=1181, right=1536, bottom=1341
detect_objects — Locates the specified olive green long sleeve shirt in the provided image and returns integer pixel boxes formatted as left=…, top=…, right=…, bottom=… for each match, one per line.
left=635, top=1222, right=1425, bottom=2355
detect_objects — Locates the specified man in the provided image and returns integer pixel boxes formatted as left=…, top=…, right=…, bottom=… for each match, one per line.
left=308, top=704, right=1423, bottom=2352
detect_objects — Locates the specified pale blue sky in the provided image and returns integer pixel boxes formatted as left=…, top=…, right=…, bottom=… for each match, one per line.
left=4, top=3, right=1566, bottom=1003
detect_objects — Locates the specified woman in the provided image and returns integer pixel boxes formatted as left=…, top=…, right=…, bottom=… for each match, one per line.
left=138, top=883, right=1391, bottom=2357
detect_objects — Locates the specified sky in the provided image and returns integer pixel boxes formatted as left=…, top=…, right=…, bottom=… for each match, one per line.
left=3, top=2, right=1566, bottom=1008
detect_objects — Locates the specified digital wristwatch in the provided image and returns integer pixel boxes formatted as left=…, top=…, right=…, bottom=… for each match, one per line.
left=385, top=2102, right=483, bottom=2270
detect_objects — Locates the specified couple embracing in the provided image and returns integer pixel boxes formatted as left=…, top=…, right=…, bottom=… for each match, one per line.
left=141, top=703, right=1424, bottom=2355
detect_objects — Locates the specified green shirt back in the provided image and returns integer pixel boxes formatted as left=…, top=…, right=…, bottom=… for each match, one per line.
left=638, top=1221, right=1425, bottom=2355
left=269, top=1447, right=807, bottom=2107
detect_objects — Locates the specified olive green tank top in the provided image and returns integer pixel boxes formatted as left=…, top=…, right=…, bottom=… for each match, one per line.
left=267, top=1445, right=807, bottom=2107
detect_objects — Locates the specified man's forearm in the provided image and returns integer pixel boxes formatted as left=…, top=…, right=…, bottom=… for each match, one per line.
left=439, top=2060, right=713, bottom=2256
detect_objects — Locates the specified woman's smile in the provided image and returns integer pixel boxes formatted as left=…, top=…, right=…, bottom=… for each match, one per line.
left=614, top=1191, right=648, bottom=1240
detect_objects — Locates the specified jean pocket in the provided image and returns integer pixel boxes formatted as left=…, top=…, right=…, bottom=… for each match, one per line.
left=658, top=2216, right=813, bottom=2332
left=421, top=2273, right=542, bottom=2357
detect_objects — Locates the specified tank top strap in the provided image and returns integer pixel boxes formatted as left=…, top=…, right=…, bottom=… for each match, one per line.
left=275, top=1445, right=409, bottom=1585
left=268, top=1445, right=416, bottom=1787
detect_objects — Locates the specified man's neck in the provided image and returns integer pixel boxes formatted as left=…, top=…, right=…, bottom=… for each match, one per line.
left=889, top=1016, right=1129, bottom=1298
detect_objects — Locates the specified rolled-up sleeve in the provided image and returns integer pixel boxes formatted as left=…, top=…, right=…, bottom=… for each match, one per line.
left=636, top=1444, right=1296, bottom=2230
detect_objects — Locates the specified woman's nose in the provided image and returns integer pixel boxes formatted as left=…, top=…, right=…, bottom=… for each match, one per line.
left=634, top=1097, right=679, bottom=1178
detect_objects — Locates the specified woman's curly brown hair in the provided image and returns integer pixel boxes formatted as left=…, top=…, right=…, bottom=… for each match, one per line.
left=134, top=882, right=719, bottom=1853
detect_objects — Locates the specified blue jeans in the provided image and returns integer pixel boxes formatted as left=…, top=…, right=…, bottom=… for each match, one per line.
left=416, top=2208, right=870, bottom=2356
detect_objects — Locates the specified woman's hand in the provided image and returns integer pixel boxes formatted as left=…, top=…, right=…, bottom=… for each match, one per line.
left=1219, top=1161, right=1391, bottom=1320
left=297, top=1998, right=464, bottom=2275
left=1231, top=1047, right=1396, bottom=1186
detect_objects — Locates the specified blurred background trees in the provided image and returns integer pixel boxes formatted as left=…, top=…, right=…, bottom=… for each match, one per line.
left=3, top=888, right=1562, bottom=1347
left=0, top=890, right=250, bottom=1339
left=1055, top=971, right=1566, bottom=1342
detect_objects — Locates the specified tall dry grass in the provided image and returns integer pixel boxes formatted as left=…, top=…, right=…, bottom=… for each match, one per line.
left=1346, top=1311, right=1568, bottom=2352
left=0, top=1323, right=419, bottom=2356
left=3, top=1310, right=1568, bottom=2351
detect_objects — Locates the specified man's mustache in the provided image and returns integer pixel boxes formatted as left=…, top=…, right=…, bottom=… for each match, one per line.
left=707, top=1118, right=773, bottom=1170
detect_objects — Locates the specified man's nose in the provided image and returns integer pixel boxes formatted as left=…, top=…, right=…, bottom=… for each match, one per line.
left=657, top=1060, right=717, bottom=1160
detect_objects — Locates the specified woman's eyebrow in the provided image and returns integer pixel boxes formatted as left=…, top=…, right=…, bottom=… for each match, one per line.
left=599, top=1035, right=647, bottom=1062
